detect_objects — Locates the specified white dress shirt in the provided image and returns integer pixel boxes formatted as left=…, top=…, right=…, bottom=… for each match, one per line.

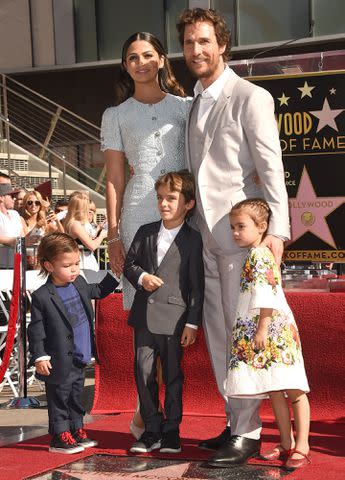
left=138, top=221, right=197, bottom=330
left=194, top=65, right=231, bottom=133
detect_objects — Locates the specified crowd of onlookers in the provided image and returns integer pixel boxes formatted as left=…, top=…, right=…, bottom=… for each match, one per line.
left=0, top=171, right=107, bottom=271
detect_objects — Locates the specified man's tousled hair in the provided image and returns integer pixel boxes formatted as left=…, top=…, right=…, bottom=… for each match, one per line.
left=177, top=8, right=231, bottom=62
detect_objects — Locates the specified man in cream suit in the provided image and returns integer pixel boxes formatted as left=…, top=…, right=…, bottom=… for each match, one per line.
left=177, top=8, right=290, bottom=467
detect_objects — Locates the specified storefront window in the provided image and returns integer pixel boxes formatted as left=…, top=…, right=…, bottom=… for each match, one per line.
left=312, top=0, right=345, bottom=36
left=211, top=0, right=236, bottom=45
left=213, top=0, right=309, bottom=46
left=74, top=0, right=98, bottom=62
left=165, top=0, right=188, bottom=54
left=96, top=0, right=165, bottom=60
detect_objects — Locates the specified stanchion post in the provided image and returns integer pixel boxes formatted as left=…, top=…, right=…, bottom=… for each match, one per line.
left=17, top=237, right=28, bottom=399
left=0, top=237, right=46, bottom=408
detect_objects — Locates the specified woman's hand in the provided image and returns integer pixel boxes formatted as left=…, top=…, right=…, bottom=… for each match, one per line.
left=46, top=212, right=57, bottom=223
left=108, top=240, right=126, bottom=276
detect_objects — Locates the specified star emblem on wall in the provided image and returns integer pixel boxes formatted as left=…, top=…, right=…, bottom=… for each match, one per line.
left=277, top=93, right=290, bottom=106
left=297, top=81, right=315, bottom=98
left=290, top=167, right=343, bottom=248
left=309, top=97, right=344, bottom=132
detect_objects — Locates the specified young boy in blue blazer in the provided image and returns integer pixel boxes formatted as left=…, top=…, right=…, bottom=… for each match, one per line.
left=28, top=232, right=118, bottom=454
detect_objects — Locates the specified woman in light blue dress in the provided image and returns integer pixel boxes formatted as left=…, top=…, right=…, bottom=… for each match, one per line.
left=101, top=32, right=190, bottom=438
left=101, top=32, right=190, bottom=310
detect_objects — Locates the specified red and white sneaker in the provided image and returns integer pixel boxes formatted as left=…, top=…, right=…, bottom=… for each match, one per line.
left=72, top=428, right=98, bottom=448
left=49, top=431, right=85, bottom=454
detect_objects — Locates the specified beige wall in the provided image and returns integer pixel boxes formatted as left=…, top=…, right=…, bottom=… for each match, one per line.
left=0, top=0, right=32, bottom=69
left=30, top=0, right=55, bottom=66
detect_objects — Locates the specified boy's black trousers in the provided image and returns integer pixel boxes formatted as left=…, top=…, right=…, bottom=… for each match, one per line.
left=45, top=360, right=86, bottom=435
left=134, top=325, right=184, bottom=434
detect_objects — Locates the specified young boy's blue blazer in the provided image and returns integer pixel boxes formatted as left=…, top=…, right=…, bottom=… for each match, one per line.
left=28, top=273, right=118, bottom=384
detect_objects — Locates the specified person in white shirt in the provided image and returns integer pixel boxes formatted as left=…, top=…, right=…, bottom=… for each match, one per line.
left=123, top=170, right=204, bottom=455
left=0, top=183, right=25, bottom=269
left=177, top=8, right=290, bottom=467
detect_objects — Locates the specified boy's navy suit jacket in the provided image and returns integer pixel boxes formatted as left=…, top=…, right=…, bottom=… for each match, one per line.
left=28, top=273, right=118, bottom=384
left=124, top=220, right=204, bottom=336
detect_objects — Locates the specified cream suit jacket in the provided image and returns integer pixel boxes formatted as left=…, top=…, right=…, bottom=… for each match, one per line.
left=187, top=68, right=290, bottom=255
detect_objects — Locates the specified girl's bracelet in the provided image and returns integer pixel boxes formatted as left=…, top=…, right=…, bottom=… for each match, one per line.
left=106, top=235, right=121, bottom=245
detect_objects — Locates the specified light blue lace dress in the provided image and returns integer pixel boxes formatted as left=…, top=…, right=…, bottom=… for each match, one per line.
left=101, top=94, right=191, bottom=310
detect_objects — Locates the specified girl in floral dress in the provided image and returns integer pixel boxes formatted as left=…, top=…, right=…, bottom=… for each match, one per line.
left=225, top=198, right=311, bottom=471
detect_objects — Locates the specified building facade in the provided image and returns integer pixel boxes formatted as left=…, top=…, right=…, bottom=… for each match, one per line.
left=1, top=0, right=345, bottom=124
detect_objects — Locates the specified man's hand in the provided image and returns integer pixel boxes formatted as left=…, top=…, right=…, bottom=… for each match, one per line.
left=252, top=329, right=268, bottom=351
left=35, top=359, right=52, bottom=376
left=181, top=326, right=197, bottom=347
left=142, top=274, right=164, bottom=292
left=261, top=235, right=284, bottom=265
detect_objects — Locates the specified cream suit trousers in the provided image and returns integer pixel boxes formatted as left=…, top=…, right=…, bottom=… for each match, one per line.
left=197, top=215, right=262, bottom=439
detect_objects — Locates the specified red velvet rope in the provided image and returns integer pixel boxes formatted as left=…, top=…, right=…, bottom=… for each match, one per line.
left=0, top=253, right=21, bottom=383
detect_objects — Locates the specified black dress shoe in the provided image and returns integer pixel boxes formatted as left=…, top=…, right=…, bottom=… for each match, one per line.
left=207, top=435, right=261, bottom=467
left=198, top=426, right=231, bottom=451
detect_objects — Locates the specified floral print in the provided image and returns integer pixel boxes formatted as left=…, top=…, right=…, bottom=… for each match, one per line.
left=240, top=248, right=280, bottom=294
left=230, top=312, right=301, bottom=371
left=225, top=247, right=310, bottom=398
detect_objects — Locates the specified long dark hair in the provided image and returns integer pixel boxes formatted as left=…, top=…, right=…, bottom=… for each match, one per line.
left=114, top=32, right=185, bottom=105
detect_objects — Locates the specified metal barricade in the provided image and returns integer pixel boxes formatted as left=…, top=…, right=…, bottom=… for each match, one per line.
left=0, top=239, right=44, bottom=408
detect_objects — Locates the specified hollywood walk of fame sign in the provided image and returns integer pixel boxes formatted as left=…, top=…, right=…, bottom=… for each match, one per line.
left=252, top=71, right=345, bottom=262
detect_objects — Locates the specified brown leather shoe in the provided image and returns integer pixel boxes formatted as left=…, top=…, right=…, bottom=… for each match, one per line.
left=285, top=448, right=311, bottom=470
left=260, top=444, right=290, bottom=461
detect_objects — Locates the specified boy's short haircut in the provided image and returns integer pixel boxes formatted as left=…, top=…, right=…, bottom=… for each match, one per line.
left=37, top=232, right=79, bottom=276
left=154, top=169, right=196, bottom=203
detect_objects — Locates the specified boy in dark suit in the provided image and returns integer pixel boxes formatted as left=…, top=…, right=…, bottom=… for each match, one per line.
left=28, top=233, right=118, bottom=454
left=124, top=170, right=204, bottom=454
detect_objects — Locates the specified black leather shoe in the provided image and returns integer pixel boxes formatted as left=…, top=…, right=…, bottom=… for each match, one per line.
left=207, top=435, right=261, bottom=467
left=198, top=426, right=231, bottom=451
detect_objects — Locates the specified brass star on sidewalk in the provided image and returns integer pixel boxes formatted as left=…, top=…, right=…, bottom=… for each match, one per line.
left=297, top=81, right=315, bottom=98
left=56, top=462, right=196, bottom=480
left=277, top=93, right=290, bottom=106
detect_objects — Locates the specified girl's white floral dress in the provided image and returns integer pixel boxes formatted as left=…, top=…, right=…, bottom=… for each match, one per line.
left=225, top=246, right=310, bottom=398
